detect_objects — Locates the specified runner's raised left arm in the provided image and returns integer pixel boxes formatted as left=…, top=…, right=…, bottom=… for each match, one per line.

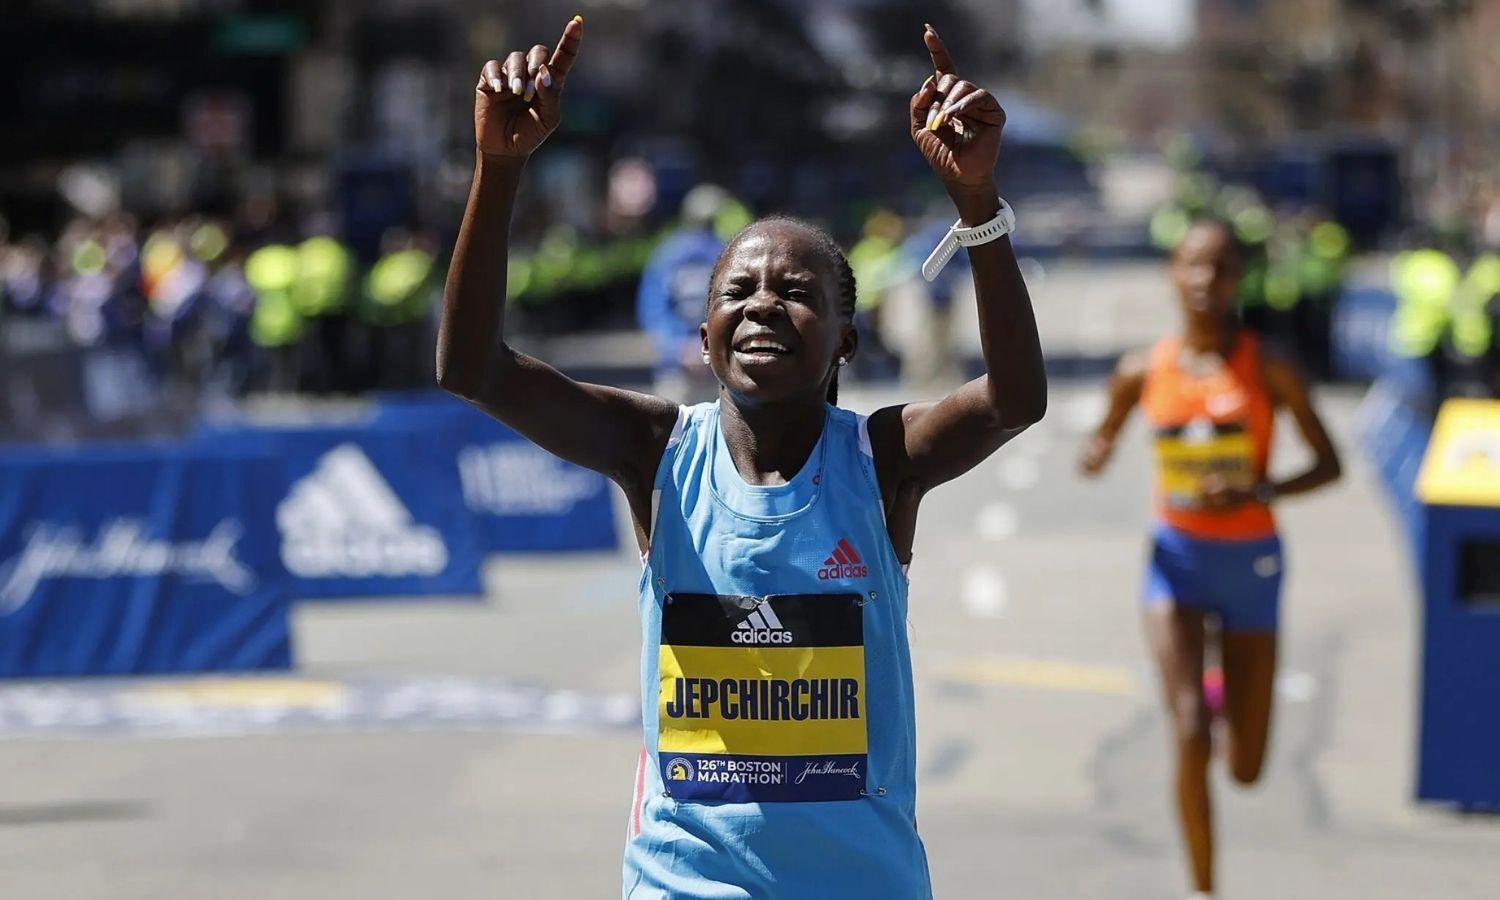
left=868, top=25, right=1046, bottom=493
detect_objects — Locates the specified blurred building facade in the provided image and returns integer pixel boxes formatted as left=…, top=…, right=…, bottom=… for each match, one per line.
left=6, top=1, right=1499, bottom=236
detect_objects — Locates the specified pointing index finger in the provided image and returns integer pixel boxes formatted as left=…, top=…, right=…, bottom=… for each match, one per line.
left=549, top=15, right=584, bottom=79
left=924, top=24, right=956, bottom=76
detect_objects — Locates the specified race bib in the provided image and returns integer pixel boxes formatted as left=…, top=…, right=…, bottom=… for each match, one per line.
left=658, top=592, right=868, bottom=803
left=1155, top=417, right=1256, bottom=509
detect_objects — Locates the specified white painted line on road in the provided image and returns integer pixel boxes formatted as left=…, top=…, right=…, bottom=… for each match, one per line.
left=1276, top=669, right=1318, bottom=703
left=975, top=502, right=1019, bottom=540
left=960, top=566, right=1009, bottom=619
left=1023, top=428, right=1054, bottom=451
left=943, top=656, right=1139, bottom=696
left=941, top=659, right=1319, bottom=703
left=1062, top=393, right=1109, bottom=434
left=996, top=455, right=1042, bottom=491
left=1077, top=296, right=1118, bottom=355
left=0, top=676, right=639, bottom=740
left=1017, top=257, right=1048, bottom=293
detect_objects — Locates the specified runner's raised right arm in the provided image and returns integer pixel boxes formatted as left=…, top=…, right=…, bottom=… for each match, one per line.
left=437, top=17, right=678, bottom=495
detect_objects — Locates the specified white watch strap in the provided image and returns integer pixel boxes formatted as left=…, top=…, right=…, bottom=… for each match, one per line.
left=954, top=199, right=1016, bottom=245
left=921, top=198, right=1015, bottom=282
left=921, top=232, right=962, bottom=283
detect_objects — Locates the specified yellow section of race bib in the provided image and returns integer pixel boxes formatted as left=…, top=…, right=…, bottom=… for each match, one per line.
left=658, top=645, right=867, bottom=756
left=1156, top=424, right=1255, bottom=508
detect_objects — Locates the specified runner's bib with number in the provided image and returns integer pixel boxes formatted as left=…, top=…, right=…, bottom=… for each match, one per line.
left=1154, top=418, right=1256, bottom=510
left=658, top=592, right=867, bottom=802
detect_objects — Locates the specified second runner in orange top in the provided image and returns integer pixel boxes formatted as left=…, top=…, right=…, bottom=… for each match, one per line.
left=1141, top=331, right=1276, bottom=540
left=1077, top=219, right=1342, bottom=900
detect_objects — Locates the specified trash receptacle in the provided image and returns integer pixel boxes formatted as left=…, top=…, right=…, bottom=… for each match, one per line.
left=1414, top=398, right=1500, bottom=811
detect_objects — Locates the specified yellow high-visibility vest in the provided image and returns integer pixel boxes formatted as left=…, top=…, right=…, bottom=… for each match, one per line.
left=363, top=249, right=435, bottom=325
left=1451, top=254, right=1500, bottom=358
left=246, top=244, right=304, bottom=348
left=1390, top=249, right=1460, bottom=357
left=292, top=237, right=352, bottom=316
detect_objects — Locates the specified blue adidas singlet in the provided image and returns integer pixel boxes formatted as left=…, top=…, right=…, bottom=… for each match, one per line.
left=624, top=401, right=932, bottom=899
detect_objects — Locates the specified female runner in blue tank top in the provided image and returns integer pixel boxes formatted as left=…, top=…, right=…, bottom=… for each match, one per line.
left=438, top=18, right=1045, bottom=899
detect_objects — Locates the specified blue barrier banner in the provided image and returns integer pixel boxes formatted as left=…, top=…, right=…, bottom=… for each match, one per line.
left=374, top=393, right=618, bottom=554
left=1359, top=370, right=1434, bottom=551
left=195, top=419, right=485, bottom=600
left=0, top=447, right=292, bottom=677
left=1331, top=285, right=1396, bottom=382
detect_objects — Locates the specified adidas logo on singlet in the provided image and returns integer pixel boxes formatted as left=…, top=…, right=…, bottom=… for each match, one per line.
left=817, top=538, right=868, bottom=581
left=732, top=602, right=794, bottom=644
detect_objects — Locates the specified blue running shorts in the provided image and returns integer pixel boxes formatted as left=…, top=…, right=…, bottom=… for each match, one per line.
left=1144, top=524, right=1284, bottom=632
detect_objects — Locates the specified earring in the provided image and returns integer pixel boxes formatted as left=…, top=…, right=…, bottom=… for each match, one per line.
left=837, top=357, right=848, bottom=367
left=702, top=353, right=711, bottom=365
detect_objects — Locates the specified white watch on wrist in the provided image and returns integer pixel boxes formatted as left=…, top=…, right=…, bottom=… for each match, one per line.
left=921, top=198, right=1016, bottom=282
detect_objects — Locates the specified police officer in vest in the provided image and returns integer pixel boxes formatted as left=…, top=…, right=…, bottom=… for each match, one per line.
left=359, top=227, right=439, bottom=390
left=1390, top=231, right=1472, bottom=402
left=292, top=221, right=355, bottom=394
left=1455, top=245, right=1500, bottom=396
left=636, top=185, right=733, bottom=403
left=245, top=240, right=304, bottom=393
left=1293, top=211, right=1350, bottom=380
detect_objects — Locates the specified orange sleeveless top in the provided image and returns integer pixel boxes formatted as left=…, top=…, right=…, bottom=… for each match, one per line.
left=1141, top=331, right=1276, bottom=540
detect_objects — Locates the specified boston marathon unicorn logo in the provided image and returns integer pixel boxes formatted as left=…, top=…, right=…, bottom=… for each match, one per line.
left=666, top=757, right=695, bottom=782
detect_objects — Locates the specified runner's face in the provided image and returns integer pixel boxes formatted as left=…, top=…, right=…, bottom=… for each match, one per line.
left=1170, top=223, right=1241, bottom=326
left=702, top=224, right=848, bottom=403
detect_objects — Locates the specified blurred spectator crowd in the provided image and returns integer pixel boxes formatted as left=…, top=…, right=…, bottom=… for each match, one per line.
left=2, top=166, right=1497, bottom=442
left=0, top=207, right=440, bottom=399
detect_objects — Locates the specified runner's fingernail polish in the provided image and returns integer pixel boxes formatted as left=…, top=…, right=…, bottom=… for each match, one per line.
left=540, top=67, right=553, bottom=88
left=511, top=76, right=524, bottom=95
